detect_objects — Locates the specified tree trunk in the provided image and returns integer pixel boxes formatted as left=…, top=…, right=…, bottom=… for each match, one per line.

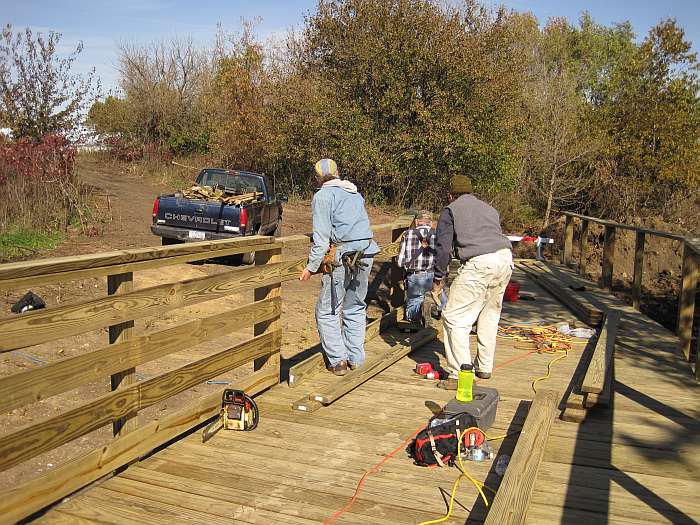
left=542, top=167, right=557, bottom=229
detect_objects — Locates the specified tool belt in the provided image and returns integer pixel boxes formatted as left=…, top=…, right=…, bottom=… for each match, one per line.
left=319, top=239, right=374, bottom=315
left=408, top=412, right=478, bottom=467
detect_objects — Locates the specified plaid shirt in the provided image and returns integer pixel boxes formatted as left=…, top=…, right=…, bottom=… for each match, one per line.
left=397, top=225, right=437, bottom=272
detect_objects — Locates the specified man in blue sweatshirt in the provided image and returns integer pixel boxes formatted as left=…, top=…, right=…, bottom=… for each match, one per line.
left=299, top=159, right=379, bottom=376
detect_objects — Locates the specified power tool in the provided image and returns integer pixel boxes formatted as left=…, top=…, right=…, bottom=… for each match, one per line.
left=202, top=389, right=259, bottom=442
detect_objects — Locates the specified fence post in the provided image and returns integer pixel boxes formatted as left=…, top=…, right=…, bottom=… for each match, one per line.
left=562, top=215, right=574, bottom=266
left=677, top=243, right=699, bottom=362
left=389, top=215, right=414, bottom=309
left=254, top=246, right=282, bottom=381
left=632, top=231, right=645, bottom=310
left=601, top=225, right=616, bottom=291
left=107, top=271, right=138, bottom=437
left=578, top=219, right=589, bottom=276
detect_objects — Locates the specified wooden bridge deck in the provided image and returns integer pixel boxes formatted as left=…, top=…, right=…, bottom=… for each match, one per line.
left=34, top=264, right=700, bottom=525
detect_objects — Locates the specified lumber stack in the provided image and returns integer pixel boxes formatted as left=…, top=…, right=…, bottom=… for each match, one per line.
left=561, top=310, right=620, bottom=423
left=180, top=185, right=263, bottom=205
left=516, top=261, right=603, bottom=326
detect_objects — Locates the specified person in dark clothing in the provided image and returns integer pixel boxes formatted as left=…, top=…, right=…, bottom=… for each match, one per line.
left=432, top=175, right=513, bottom=389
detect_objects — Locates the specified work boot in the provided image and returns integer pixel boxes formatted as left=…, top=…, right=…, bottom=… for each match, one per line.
left=475, top=371, right=492, bottom=379
left=348, top=362, right=361, bottom=371
left=437, top=378, right=458, bottom=390
left=327, top=360, right=348, bottom=376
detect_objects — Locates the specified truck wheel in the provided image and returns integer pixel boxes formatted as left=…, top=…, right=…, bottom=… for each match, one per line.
left=162, top=238, right=181, bottom=246
left=241, top=227, right=260, bottom=265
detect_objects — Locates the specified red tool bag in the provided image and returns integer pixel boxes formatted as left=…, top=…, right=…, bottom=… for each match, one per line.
left=408, top=413, right=479, bottom=467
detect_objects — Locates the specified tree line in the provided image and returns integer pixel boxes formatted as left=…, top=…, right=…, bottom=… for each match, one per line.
left=3, top=1, right=699, bottom=229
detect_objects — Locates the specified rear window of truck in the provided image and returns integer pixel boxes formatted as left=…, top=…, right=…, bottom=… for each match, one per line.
left=196, top=171, right=264, bottom=195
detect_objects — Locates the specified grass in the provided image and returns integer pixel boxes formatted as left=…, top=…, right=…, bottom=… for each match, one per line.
left=0, top=230, right=64, bottom=262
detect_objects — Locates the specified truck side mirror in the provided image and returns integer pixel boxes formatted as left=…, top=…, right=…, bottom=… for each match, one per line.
left=277, top=193, right=289, bottom=203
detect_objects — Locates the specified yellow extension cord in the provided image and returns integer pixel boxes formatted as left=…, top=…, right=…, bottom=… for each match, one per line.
left=417, top=325, right=575, bottom=525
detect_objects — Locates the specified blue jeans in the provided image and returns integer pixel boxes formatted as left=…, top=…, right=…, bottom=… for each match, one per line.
left=316, top=260, right=372, bottom=367
left=405, top=271, right=446, bottom=321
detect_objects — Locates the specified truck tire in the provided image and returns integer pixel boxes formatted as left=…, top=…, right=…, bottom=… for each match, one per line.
left=162, top=237, right=181, bottom=246
left=241, top=226, right=260, bottom=265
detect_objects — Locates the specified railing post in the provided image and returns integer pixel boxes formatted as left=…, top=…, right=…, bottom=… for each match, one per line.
left=389, top=215, right=414, bottom=309
left=578, top=219, right=589, bottom=275
left=632, top=231, right=645, bottom=310
left=562, top=215, right=574, bottom=266
left=107, top=271, right=137, bottom=437
left=254, top=246, right=282, bottom=381
left=601, top=225, right=616, bottom=291
left=677, top=243, right=698, bottom=362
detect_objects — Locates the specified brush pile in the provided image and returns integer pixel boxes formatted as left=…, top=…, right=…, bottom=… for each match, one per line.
left=179, top=185, right=263, bottom=205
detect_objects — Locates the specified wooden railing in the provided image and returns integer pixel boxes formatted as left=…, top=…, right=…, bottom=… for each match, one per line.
left=0, top=215, right=413, bottom=524
left=560, top=211, right=699, bottom=379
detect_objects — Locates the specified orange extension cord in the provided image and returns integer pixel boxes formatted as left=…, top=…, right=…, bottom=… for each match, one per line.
left=321, top=347, right=541, bottom=525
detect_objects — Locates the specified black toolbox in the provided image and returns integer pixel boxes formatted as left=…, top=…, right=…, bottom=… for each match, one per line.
left=442, top=385, right=499, bottom=431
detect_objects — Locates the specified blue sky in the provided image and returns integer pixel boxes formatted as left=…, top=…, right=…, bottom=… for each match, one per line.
left=3, top=0, right=699, bottom=92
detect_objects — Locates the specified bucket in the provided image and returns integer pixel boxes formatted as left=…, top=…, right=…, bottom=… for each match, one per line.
left=504, top=280, right=520, bottom=302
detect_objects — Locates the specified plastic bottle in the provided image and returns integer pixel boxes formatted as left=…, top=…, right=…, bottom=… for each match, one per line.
left=456, top=363, right=475, bottom=402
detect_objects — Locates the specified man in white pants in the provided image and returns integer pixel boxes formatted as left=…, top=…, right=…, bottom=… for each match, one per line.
left=431, top=175, right=513, bottom=388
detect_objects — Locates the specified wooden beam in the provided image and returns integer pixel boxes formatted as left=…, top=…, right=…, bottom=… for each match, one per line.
left=0, top=236, right=275, bottom=291
left=601, top=225, right=616, bottom=290
left=581, top=311, right=620, bottom=394
left=516, top=262, right=603, bottom=326
left=107, top=272, right=137, bottom=437
left=484, top=389, right=559, bottom=525
left=0, top=330, right=280, bottom=472
left=562, top=215, right=574, bottom=266
left=0, top=298, right=280, bottom=413
left=0, top=257, right=303, bottom=352
left=311, top=327, right=436, bottom=406
left=254, top=247, right=282, bottom=381
left=632, top=231, right=645, bottom=310
left=0, top=367, right=278, bottom=525
left=287, top=306, right=404, bottom=388
left=288, top=353, right=325, bottom=388
left=559, top=212, right=685, bottom=241
left=578, top=219, right=589, bottom=275
left=677, top=244, right=699, bottom=361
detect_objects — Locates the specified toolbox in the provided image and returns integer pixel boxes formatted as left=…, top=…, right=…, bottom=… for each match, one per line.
left=442, top=385, right=499, bottom=431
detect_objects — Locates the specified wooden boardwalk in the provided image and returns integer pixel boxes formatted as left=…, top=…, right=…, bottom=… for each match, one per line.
left=34, top=264, right=700, bottom=525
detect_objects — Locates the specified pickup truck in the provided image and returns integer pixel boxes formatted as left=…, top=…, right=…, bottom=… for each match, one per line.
left=151, top=168, right=286, bottom=263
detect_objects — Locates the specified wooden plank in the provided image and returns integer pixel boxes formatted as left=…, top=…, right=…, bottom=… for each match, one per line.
left=562, top=214, right=574, bottom=266
left=288, top=353, right=325, bottom=387
left=484, top=389, right=560, bottom=525
left=632, top=231, right=645, bottom=310
left=0, top=235, right=275, bottom=291
left=107, top=271, right=137, bottom=437
left=0, top=367, right=278, bottom=524
left=0, top=330, right=280, bottom=472
left=560, top=212, right=685, bottom=241
left=601, top=225, right=616, bottom=290
left=0, top=256, right=303, bottom=352
left=677, top=244, right=699, bottom=361
left=254, top=247, right=282, bottom=380
left=311, top=327, right=436, bottom=405
left=581, top=311, right=620, bottom=394
left=578, top=218, right=589, bottom=275
left=517, top=262, right=603, bottom=326
left=0, top=297, right=280, bottom=414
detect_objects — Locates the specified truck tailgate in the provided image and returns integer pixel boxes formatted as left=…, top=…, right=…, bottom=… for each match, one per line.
left=155, top=196, right=240, bottom=234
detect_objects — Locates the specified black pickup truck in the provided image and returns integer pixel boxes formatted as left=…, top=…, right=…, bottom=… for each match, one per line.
left=151, top=168, right=285, bottom=262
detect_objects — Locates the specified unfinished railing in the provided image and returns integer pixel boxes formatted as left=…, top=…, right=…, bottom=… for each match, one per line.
left=0, top=215, right=412, bottom=524
left=560, top=211, right=699, bottom=379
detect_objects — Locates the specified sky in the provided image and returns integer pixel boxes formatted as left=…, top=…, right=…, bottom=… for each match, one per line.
left=2, top=0, right=699, bottom=92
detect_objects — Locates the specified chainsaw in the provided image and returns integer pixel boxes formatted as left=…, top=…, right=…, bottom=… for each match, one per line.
left=202, top=389, right=259, bottom=442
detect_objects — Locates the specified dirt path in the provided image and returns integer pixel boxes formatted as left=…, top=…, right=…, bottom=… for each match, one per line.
left=0, top=156, right=396, bottom=489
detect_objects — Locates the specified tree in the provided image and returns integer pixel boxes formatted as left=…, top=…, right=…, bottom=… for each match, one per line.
left=0, top=24, right=100, bottom=140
